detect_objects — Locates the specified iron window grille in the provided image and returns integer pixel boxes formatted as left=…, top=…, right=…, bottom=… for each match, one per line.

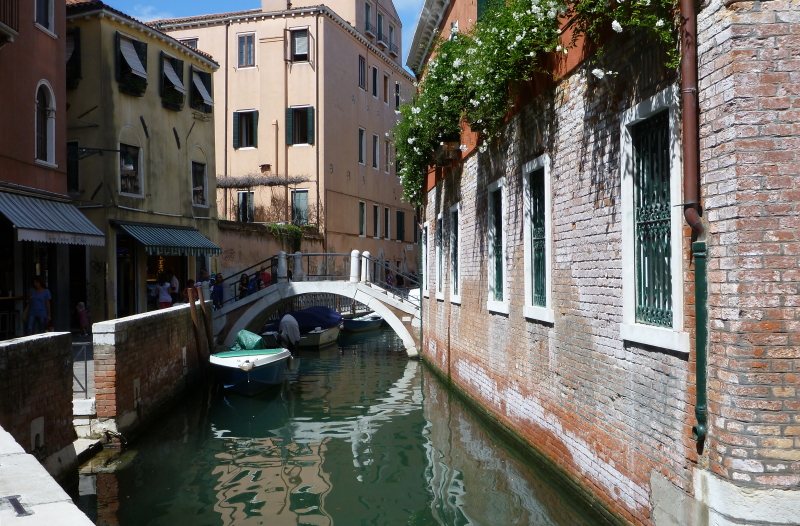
left=191, top=162, right=206, bottom=205
left=530, top=168, right=546, bottom=307
left=490, top=187, right=503, bottom=302
left=633, top=110, right=672, bottom=327
left=450, top=208, right=459, bottom=296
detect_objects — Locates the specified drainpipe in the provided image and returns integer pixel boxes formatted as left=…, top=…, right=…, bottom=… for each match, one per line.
left=680, top=0, right=708, bottom=445
left=224, top=21, right=230, bottom=220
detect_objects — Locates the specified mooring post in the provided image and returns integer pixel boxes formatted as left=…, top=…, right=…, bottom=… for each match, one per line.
left=361, top=251, right=371, bottom=282
left=350, top=250, right=360, bottom=283
left=293, top=251, right=305, bottom=281
left=277, top=251, right=288, bottom=283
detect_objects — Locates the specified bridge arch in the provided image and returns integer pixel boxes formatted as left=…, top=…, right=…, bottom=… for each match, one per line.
left=216, top=281, right=419, bottom=356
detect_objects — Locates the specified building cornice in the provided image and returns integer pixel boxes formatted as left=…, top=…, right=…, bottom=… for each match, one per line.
left=66, top=7, right=219, bottom=70
left=407, top=0, right=451, bottom=74
left=152, top=6, right=414, bottom=82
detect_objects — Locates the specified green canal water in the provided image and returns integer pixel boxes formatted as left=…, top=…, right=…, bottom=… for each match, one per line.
left=74, top=327, right=608, bottom=526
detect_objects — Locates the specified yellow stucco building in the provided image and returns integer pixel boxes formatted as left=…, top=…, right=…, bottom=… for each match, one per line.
left=152, top=0, right=419, bottom=278
left=66, top=0, right=221, bottom=321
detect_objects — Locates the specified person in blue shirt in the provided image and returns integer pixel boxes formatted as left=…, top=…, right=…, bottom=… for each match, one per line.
left=27, top=275, right=51, bottom=335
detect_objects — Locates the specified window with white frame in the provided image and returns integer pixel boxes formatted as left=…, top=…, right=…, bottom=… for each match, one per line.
left=191, top=161, right=207, bottom=206
left=358, top=56, right=366, bottom=89
left=436, top=213, right=443, bottom=299
left=450, top=203, right=461, bottom=303
left=290, top=29, right=309, bottom=62
left=620, top=86, right=687, bottom=353
left=358, top=201, right=366, bottom=236
left=384, top=139, right=391, bottom=172
left=292, top=190, right=309, bottom=225
left=238, top=33, right=255, bottom=67
left=358, top=128, right=366, bottom=164
left=422, top=222, right=429, bottom=297
left=372, top=134, right=379, bottom=169
left=487, top=178, right=507, bottom=312
left=35, top=0, right=54, bottom=33
left=523, top=154, right=554, bottom=322
left=35, top=84, right=56, bottom=166
left=238, top=191, right=255, bottom=223
left=373, top=204, right=380, bottom=238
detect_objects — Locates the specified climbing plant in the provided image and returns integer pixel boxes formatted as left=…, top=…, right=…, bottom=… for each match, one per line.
left=268, top=223, right=304, bottom=253
left=393, top=0, right=679, bottom=205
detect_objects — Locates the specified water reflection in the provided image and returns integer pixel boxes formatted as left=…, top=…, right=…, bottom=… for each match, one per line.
left=74, top=328, right=605, bottom=526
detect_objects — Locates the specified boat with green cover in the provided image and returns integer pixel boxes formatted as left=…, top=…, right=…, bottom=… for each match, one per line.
left=210, top=330, right=292, bottom=396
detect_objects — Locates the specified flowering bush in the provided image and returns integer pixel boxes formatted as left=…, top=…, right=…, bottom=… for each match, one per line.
left=393, top=0, right=678, bottom=205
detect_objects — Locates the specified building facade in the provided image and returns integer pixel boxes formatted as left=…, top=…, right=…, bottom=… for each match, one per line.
left=0, top=0, right=105, bottom=337
left=410, top=1, right=800, bottom=525
left=65, top=0, right=220, bottom=322
left=152, top=0, right=418, bottom=280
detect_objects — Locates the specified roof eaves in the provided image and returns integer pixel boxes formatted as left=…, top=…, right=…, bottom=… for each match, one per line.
left=407, top=0, right=451, bottom=74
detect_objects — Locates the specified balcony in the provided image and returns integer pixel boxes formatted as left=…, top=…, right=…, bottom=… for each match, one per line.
left=376, top=31, right=387, bottom=48
left=0, top=0, right=19, bottom=49
left=388, top=42, right=398, bottom=57
left=365, top=21, right=376, bottom=37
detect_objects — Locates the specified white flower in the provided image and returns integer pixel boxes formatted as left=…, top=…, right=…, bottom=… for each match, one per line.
left=516, top=34, right=524, bottom=42
left=556, top=45, right=562, bottom=52
left=479, top=144, right=488, bottom=153
left=440, top=95, right=449, bottom=102
left=612, top=20, right=623, bottom=33
left=475, top=38, right=482, bottom=45
left=563, top=48, right=568, bottom=55
left=591, top=68, right=605, bottom=79
left=412, top=106, right=421, bottom=114
left=467, top=48, right=477, bottom=55
left=408, top=137, right=416, bottom=144
left=414, top=147, right=421, bottom=154
left=453, top=58, right=463, bottom=68
left=459, top=145, right=468, bottom=151
left=471, top=99, right=480, bottom=107
left=548, top=8, right=557, bottom=18
left=655, top=19, right=664, bottom=27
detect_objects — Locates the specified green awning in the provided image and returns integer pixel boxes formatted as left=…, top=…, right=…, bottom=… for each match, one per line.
left=0, top=192, right=105, bottom=246
left=118, top=223, right=220, bottom=256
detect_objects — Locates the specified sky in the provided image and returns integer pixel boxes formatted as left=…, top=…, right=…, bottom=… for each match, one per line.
left=104, top=0, right=425, bottom=72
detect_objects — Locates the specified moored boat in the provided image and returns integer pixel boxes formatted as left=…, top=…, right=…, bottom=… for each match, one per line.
left=342, top=313, right=384, bottom=333
left=210, top=330, right=292, bottom=396
left=299, top=325, right=340, bottom=347
left=263, top=306, right=342, bottom=349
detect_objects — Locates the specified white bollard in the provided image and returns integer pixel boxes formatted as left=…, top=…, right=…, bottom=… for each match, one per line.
left=349, top=250, right=360, bottom=283
left=277, top=251, right=288, bottom=283
left=361, top=251, right=371, bottom=282
left=293, top=251, right=305, bottom=281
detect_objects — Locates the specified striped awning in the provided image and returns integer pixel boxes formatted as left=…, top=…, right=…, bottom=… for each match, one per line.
left=120, top=38, right=147, bottom=78
left=118, top=223, right=220, bottom=256
left=192, top=72, right=213, bottom=106
left=163, top=59, right=186, bottom=94
left=0, top=192, right=105, bottom=246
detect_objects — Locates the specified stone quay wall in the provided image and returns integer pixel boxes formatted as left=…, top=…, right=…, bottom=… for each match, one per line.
left=92, top=301, right=211, bottom=440
left=0, top=333, right=77, bottom=479
left=420, top=1, right=800, bottom=524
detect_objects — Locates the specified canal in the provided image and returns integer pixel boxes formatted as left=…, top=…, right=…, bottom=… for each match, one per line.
left=74, top=327, right=609, bottom=526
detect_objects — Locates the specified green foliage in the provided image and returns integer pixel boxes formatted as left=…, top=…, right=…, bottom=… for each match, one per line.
left=268, top=223, right=304, bottom=253
left=393, top=0, right=679, bottom=205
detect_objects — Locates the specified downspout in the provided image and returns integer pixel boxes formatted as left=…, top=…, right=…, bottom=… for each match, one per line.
left=680, top=0, right=708, bottom=445
left=315, top=11, right=323, bottom=251
left=224, top=21, right=230, bottom=220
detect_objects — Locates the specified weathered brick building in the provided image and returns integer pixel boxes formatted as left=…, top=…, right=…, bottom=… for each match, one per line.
left=409, top=0, right=800, bottom=525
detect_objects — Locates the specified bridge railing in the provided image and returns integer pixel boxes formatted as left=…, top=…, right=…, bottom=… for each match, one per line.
left=362, top=254, right=420, bottom=308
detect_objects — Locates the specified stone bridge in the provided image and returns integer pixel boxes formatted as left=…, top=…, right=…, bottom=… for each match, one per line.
left=213, top=251, right=421, bottom=357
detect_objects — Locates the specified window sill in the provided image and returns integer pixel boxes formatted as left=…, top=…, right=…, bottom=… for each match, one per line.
left=619, top=322, right=689, bottom=354
left=423, top=291, right=430, bottom=298
left=34, top=159, right=58, bottom=169
left=359, top=234, right=366, bottom=238
left=450, top=294, right=461, bottom=305
left=236, top=146, right=256, bottom=150
left=119, top=192, right=144, bottom=198
left=524, top=305, right=554, bottom=324
left=291, top=143, right=312, bottom=148
left=290, top=60, right=309, bottom=65
left=34, top=23, right=58, bottom=40
left=237, top=65, right=256, bottom=70
left=435, top=291, right=444, bottom=301
left=193, top=203, right=210, bottom=208
left=487, top=300, right=509, bottom=315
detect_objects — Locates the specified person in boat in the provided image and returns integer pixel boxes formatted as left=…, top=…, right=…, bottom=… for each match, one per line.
left=278, top=313, right=300, bottom=354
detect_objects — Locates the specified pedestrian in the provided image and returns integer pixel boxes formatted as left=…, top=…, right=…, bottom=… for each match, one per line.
left=238, top=274, right=249, bottom=300
left=76, top=302, right=89, bottom=336
left=151, top=273, right=173, bottom=309
left=212, top=274, right=225, bottom=309
left=167, top=268, right=180, bottom=304
left=182, top=279, right=196, bottom=302
left=278, top=313, right=300, bottom=354
left=386, top=272, right=394, bottom=288
left=26, top=275, right=51, bottom=335
left=260, top=267, right=272, bottom=287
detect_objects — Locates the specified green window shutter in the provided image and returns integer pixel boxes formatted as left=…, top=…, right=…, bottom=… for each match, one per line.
left=492, top=189, right=503, bottom=302
left=176, top=59, right=184, bottom=85
left=66, top=27, right=82, bottom=90
left=159, top=51, right=165, bottom=96
left=530, top=168, right=546, bottom=307
left=232, top=112, right=240, bottom=149
left=307, top=107, right=315, bottom=144
left=477, top=0, right=488, bottom=20
left=286, top=108, right=294, bottom=146
left=134, top=40, right=147, bottom=72
left=633, top=111, right=672, bottom=327
left=252, top=110, right=259, bottom=147
left=114, top=32, right=122, bottom=81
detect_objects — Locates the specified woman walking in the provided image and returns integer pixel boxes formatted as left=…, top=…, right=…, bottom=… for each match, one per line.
left=26, top=275, right=51, bottom=335
left=151, top=273, right=173, bottom=309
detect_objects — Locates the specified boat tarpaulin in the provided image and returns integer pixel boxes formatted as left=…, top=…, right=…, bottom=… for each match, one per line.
left=265, top=306, right=342, bottom=334
left=118, top=223, right=220, bottom=256
left=0, top=192, right=105, bottom=246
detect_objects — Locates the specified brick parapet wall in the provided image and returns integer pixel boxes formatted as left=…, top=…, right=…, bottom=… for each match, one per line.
left=421, top=33, right=696, bottom=525
left=0, top=333, right=74, bottom=461
left=93, top=302, right=210, bottom=438
left=698, top=0, right=800, bottom=486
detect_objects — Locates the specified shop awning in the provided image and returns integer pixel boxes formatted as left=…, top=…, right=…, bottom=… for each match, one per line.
left=118, top=223, right=220, bottom=256
left=0, top=192, right=105, bottom=246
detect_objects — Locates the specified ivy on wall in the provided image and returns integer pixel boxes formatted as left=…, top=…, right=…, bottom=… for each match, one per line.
left=393, top=0, right=678, bottom=205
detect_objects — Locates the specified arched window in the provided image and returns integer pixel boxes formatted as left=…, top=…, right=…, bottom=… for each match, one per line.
left=35, top=85, right=55, bottom=164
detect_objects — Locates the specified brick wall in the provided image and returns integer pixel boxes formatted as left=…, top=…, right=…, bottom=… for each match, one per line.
left=698, top=0, right=800, bottom=486
left=0, top=333, right=74, bottom=462
left=93, top=302, right=211, bottom=439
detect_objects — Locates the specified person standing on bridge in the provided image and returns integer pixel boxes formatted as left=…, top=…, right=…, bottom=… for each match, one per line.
left=278, top=314, right=300, bottom=354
